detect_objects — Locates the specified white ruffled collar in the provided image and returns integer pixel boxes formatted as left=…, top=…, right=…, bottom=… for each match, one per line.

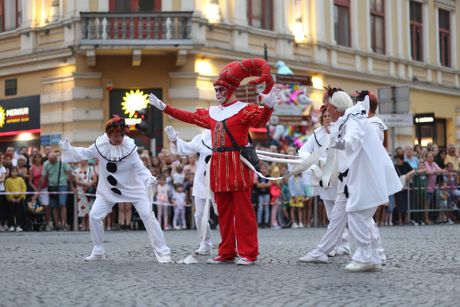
left=95, top=133, right=137, bottom=162
left=368, top=115, right=388, bottom=131
left=209, top=101, right=247, bottom=121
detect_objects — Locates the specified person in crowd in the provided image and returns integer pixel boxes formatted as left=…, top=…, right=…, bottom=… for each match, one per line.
left=43, top=146, right=52, bottom=161
left=17, top=155, right=29, bottom=182
left=184, top=154, right=197, bottom=176
left=280, top=177, right=291, bottom=228
left=411, top=161, right=428, bottom=225
left=172, top=183, right=187, bottom=230
left=3, top=153, right=14, bottom=176
left=117, top=202, right=132, bottom=230
left=155, top=175, right=171, bottom=231
left=444, top=144, right=459, bottom=171
left=172, top=164, right=185, bottom=185
left=435, top=150, right=447, bottom=169
left=5, top=167, right=26, bottom=232
left=288, top=173, right=304, bottom=228
left=149, top=57, right=280, bottom=265
left=165, top=126, right=213, bottom=254
left=405, top=146, right=419, bottom=170
left=74, top=160, right=97, bottom=231
left=29, top=153, right=51, bottom=231
left=436, top=176, right=450, bottom=224
left=151, top=156, right=162, bottom=176
left=394, top=152, right=415, bottom=225
left=385, top=194, right=395, bottom=226
left=0, top=154, right=8, bottom=232
left=269, top=167, right=282, bottom=229
left=256, top=163, right=271, bottom=228
left=59, top=115, right=171, bottom=263
left=424, top=152, right=445, bottom=224
left=413, top=144, right=423, bottom=158
left=19, top=146, right=30, bottom=168
left=39, top=152, right=72, bottom=231
left=444, top=162, right=458, bottom=223
left=6, top=147, right=17, bottom=167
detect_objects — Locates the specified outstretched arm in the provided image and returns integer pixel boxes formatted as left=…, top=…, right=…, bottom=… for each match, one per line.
left=59, top=139, right=98, bottom=163
left=149, top=93, right=211, bottom=129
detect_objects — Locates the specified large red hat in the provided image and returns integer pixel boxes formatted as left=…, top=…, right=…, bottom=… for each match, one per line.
left=213, top=58, right=274, bottom=95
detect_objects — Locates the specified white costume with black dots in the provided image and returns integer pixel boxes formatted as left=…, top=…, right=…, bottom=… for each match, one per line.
left=60, top=134, right=170, bottom=258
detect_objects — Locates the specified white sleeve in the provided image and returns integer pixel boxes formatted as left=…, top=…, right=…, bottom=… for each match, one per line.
left=343, top=120, right=365, bottom=153
left=298, top=134, right=316, bottom=158
left=132, top=153, right=153, bottom=187
left=171, top=134, right=201, bottom=156
left=61, top=143, right=98, bottom=163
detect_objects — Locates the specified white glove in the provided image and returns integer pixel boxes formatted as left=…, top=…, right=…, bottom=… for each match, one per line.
left=149, top=93, right=166, bottom=111
left=164, top=126, right=178, bottom=142
left=259, top=87, right=281, bottom=108
left=146, top=176, right=158, bottom=186
left=58, top=139, right=71, bottom=150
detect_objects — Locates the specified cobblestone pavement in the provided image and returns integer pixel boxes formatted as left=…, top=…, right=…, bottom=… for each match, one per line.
left=1, top=225, right=460, bottom=306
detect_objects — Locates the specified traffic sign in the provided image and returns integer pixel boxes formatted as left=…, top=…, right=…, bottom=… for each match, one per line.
left=378, top=113, right=413, bottom=128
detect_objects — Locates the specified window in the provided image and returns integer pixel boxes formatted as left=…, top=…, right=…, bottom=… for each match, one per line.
left=109, top=0, right=161, bottom=12
left=247, top=0, right=273, bottom=30
left=410, top=1, right=423, bottom=62
left=334, top=0, right=351, bottom=47
left=370, top=0, right=385, bottom=54
left=0, top=0, right=21, bottom=32
left=5, top=79, right=17, bottom=96
left=438, top=9, right=450, bottom=67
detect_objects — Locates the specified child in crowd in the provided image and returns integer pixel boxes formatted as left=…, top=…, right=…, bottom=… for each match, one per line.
left=256, top=163, right=271, bottom=228
left=172, top=164, right=185, bottom=185
left=385, top=194, right=395, bottom=226
left=436, top=176, right=451, bottom=224
left=5, top=167, right=26, bottom=232
left=172, top=183, right=187, bottom=230
left=288, top=173, right=304, bottom=228
left=0, top=154, right=8, bottom=232
left=269, top=167, right=282, bottom=229
left=155, top=175, right=171, bottom=230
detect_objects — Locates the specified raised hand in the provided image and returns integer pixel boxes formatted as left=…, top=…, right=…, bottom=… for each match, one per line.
left=259, top=87, right=281, bottom=108
left=149, top=93, right=166, bottom=111
left=164, top=126, right=178, bottom=142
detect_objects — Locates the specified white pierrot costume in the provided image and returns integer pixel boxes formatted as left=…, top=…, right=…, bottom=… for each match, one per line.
left=331, top=104, right=402, bottom=212
left=60, top=134, right=171, bottom=261
left=367, top=115, right=388, bottom=144
left=169, top=129, right=213, bottom=251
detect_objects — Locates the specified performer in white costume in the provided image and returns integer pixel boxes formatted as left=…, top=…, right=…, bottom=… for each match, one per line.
left=298, top=101, right=351, bottom=258
left=59, top=116, right=171, bottom=263
left=164, top=125, right=213, bottom=255
left=299, top=88, right=354, bottom=264
left=330, top=91, right=402, bottom=272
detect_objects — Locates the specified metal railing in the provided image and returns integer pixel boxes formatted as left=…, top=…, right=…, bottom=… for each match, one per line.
left=80, top=11, right=193, bottom=45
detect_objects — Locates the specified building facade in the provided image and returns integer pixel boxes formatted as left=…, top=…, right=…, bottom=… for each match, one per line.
left=0, top=0, right=459, bottom=152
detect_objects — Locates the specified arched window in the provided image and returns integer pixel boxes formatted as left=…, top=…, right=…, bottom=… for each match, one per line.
left=247, top=0, right=273, bottom=30
left=109, top=0, right=161, bottom=12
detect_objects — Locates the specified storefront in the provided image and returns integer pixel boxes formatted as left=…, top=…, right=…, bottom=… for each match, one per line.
left=0, top=96, right=41, bottom=151
left=109, top=88, right=164, bottom=154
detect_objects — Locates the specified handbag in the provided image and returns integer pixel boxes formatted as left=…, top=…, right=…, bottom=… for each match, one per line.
left=47, top=160, right=62, bottom=192
left=222, top=120, right=260, bottom=172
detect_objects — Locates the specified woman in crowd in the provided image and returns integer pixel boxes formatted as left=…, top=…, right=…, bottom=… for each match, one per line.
left=74, top=160, right=97, bottom=231
left=29, top=153, right=51, bottom=230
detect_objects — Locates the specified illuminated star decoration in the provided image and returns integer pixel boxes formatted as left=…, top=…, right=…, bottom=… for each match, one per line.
left=0, top=106, right=5, bottom=128
left=121, top=89, right=149, bottom=118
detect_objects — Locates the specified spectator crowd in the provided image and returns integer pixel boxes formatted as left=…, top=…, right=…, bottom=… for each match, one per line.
left=0, top=140, right=459, bottom=233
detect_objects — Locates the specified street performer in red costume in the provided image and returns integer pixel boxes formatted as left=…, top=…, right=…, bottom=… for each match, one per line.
left=149, top=58, right=281, bottom=265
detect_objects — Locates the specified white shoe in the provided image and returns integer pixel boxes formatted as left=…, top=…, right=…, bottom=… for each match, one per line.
left=194, top=246, right=211, bottom=255
left=298, top=254, right=328, bottom=263
left=154, top=252, right=172, bottom=264
left=84, top=254, right=107, bottom=262
left=15, top=226, right=23, bottom=232
left=345, top=261, right=382, bottom=272
left=0, top=226, right=3, bottom=232
left=328, top=250, right=336, bottom=257
left=2, top=225, right=8, bottom=231
left=9, top=226, right=14, bottom=232
left=299, top=223, right=304, bottom=228
left=236, top=257, right=255, bottom=265
left=292, top=223, right=299, bottom=229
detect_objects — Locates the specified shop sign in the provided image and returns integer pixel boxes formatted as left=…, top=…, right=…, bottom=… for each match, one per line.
left=0, top=96, right=40, bottom=133
left=40, top=133, right=61, bottom=145
left=414, top=113, right=435, bottom=125
left=379, top=113, right=413, bottom=127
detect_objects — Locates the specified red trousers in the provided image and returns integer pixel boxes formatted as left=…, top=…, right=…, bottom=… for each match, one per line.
left=214, top=190, right=259, bottom=261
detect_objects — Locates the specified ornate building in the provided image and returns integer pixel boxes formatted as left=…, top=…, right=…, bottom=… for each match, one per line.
left=0, top=0, right=459, bottom=151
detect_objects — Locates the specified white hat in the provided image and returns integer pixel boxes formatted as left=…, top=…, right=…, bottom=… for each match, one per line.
left=330, top=91, right=353, bottom=112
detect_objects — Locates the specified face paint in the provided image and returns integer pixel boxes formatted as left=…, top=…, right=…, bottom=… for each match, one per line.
left=214, top=86, right=229, bottom=104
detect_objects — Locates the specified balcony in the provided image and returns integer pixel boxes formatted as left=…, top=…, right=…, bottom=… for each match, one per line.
left=80, top=11, right=193, bottom=46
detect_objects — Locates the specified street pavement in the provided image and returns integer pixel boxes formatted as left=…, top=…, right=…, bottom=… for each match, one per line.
left=1, top=225, right=459, bottom=306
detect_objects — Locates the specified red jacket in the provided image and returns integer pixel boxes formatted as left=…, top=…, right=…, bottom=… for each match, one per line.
left=164, top=101, right=273, bottom=192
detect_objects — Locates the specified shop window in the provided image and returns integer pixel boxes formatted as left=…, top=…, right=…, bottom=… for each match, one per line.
left=438, top=9, right=450, bottom=67
left=5, top=79, right=17, bottom=96
left=247, top=0, right=274, bottom=31
left=370, top=0, right=385, bottom=54
left=109, top=0, right=161, bottom=12
left=414, top=114, right=446, bottom=148
left=334, top=0, right=351, bottom=47
left=410, top=0, right=423, bottom=62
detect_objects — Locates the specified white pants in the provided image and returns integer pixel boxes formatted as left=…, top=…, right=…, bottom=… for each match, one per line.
left=89, top=197, right=170, bottom=256
left=348, top=207, right=385, bottom=264
left=194, top=197, right=212, bottom=249
left=173, top=206, right=186, bottom=228
left=323, top=199, right=350, bottom=253
left=309, top=194, right=348, bottom=258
